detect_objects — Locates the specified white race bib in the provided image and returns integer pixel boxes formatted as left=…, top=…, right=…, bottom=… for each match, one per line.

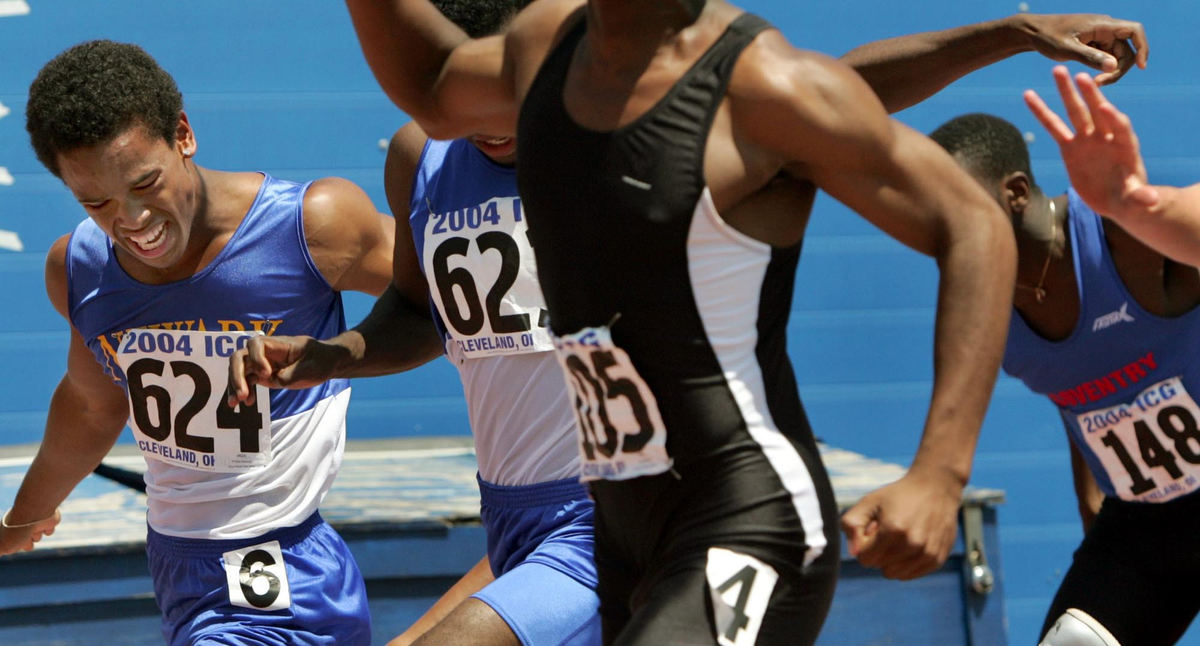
left=422, top=196, right=554, bottom=359
left=222, top=540, right=292, bottom=611
left=553, top=326, right=672, bottom=480
left=116, top=329, right=271, bottom=473
left=1077, top=376, right=1200, bottom=502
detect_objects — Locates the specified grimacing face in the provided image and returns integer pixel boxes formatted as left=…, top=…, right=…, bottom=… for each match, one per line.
left=469, top=134, right=516, bottom=165
left=56, top=118, right=201, bottom=280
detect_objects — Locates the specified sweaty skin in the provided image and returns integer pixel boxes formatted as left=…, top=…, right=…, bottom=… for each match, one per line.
left=0, top=114, right=394, bottom=554
left=342, top=0, right=1144, bottom=582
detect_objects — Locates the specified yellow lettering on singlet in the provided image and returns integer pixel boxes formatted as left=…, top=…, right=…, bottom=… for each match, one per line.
left=249, top=319, right=283, bottom=335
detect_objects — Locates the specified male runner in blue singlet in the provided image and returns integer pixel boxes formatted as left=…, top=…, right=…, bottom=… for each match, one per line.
left=0, top=40, right=405, bottom=645
left=339, top=1, right=1147, bottom=643
left=229, top=1, right=601, bottom=644
left=934, top=112, right=1200, bottom=646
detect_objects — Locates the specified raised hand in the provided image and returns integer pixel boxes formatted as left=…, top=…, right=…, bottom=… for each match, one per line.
left=1020, top=14, right=1147, bottom=85
left=1025, top=65, right=1159, bottom=219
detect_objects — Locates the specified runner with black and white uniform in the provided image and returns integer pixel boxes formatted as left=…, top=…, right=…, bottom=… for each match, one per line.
left=515, top=13, right=840, bottom=645
left=344, top=1, right=1141, bottom=642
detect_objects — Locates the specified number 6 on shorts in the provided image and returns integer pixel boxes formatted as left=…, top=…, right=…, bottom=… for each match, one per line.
left=222, top=540, right=292, bottom=611
left=707, top=547, right=779, bottom=646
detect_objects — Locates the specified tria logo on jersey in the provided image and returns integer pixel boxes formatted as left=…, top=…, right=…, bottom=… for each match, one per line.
left=1092, top=301, right=1135, bottom=332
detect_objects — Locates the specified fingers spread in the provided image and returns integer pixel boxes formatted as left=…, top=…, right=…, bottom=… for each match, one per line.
left=1076, top=73, right=1114, bottom=140
left=1053, top=65, right=1094, bottom=136
left=1024, top=89, right=1073, bottom=145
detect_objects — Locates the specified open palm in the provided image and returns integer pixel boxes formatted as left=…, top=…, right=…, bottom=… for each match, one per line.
left=1025, top=65, right=1159, bottom=218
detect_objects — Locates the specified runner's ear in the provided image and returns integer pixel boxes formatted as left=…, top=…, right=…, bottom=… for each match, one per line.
left=1003, top=172, right=1032, bottom=216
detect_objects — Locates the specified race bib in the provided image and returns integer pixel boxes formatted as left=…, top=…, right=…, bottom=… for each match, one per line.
left=422, top=196, right=553, bottom=359
left=223, top=540, right=292, bottom=611
left=706, top=547, right=779, bottom=646
left=553, top=326, right=672, bottom=480
left=115, top=329, right=271, bottom=473
left=1077, top=376, right=1200, bottom=502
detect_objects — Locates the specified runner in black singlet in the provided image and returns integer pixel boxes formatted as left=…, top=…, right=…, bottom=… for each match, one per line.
left=342, top=1, right=1146, bottom=642
left=515, top=14, right=840, bottom=643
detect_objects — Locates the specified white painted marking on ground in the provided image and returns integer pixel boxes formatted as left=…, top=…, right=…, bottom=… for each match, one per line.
left=0, top=230, right=22, bottom=252
left=0, top=0, right=30, bottom=17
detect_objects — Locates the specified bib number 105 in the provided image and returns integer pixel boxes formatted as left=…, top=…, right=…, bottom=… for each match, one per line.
left=554, top=327, right=672, bottom=480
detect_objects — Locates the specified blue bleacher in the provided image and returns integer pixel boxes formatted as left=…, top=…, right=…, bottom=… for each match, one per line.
left=2, top=1, right=1198, bottom=643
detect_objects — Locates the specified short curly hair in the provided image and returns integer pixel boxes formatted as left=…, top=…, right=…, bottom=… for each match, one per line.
left=26, top=40, right=183, bottom=178
left=929, top=113, right=1036, bottom=187
left=432, top=0, right=531, bottom=37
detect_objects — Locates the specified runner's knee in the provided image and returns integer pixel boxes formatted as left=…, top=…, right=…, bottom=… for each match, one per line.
left=1040, top=608, right=1121, bottom=646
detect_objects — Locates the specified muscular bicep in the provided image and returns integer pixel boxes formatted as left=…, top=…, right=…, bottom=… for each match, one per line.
left=304, top=178, right=395, bottom=297
left=345, top=0, right=515, bottom=139
left=347, top=0, right=583, bottom=141
left=736, top=44, right=1002, bottom=257
left=427, top=36, right=520, bottom=139
left=811, top=121, right=1002, bottom=257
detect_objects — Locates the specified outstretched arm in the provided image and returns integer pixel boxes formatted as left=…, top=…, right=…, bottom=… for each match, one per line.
left=1, top=236, right=129, bottom=555
left=1026, top=65, right=1200, bottom=267
left=844, top=13, right=1147, bottom=113
left=228, top=126, right=444, bottom=404
left=737, top=39, right=1015, bottom=579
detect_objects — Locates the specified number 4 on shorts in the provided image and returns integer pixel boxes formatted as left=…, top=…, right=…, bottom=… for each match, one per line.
left=706, top=547, right=779, bottom=646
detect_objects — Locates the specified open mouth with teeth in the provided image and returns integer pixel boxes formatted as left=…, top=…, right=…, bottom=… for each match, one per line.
left=470, top=135, right=516, bottom=160
left=126, top=221, right=169, bottom=257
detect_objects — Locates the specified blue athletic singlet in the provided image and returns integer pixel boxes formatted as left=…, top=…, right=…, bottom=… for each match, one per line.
left=409, top=138, right=600, bottom=644
left=65, top=173, right=351, bottom=537
left=409, top=138, right=580, bottom=486
left=1004, top=189, right=1200, bottom=502
left=64, top=173, right=369, bottom=644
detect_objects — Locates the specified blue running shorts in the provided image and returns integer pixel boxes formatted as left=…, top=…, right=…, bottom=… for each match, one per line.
left=472, top=475, right=601, bottom=646
left=147, top=512, right=371, bottom=646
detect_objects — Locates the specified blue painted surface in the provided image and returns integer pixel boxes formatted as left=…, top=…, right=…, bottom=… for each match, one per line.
left=1, top=1, right=1198, bottom=644
left=0, top=443, right=1004, bottom=644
